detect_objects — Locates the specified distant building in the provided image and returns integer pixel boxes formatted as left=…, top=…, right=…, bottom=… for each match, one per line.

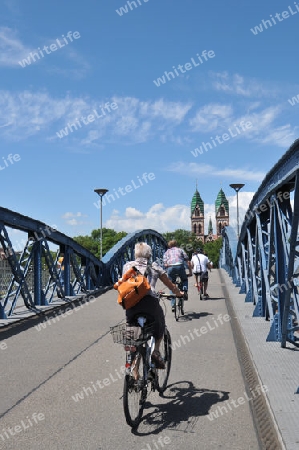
left=191, top=187, right=229, bottom=243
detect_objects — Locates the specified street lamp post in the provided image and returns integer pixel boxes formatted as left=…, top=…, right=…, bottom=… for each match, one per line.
left=94, top=188, right=108, bottom=259
left=229, top=184, right=245, bottom=238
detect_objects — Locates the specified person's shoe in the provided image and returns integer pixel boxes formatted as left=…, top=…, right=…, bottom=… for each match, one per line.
left=181, top=309, right=184, bottom=316
left=204, top=293, right=209, bottom=299
left=172, top=307, right=175, bottom=312
left=151, top=350, right=165, bottom=369
left=147, top=369, right=154, bottom=381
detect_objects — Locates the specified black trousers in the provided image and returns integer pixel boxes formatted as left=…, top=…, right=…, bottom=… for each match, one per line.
left=125, top=295, right=165, bottom=340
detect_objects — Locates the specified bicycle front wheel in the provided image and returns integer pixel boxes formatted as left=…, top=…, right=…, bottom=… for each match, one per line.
left=123, top=351, right=146, bottom=428
left=176, top=298, right=183, bottom=320
left=157, top=328, right=172, bottom=394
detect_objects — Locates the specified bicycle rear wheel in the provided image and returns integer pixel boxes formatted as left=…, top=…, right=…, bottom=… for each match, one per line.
left=157, top=328, right=172, bottom=393
left=123, top=351, right=147, bottom=428
left=200, top=283, right=204, bottom=300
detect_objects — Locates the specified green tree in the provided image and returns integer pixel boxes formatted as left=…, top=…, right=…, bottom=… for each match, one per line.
left=73, top=228, right=127, bottom=259
left=204, top=238, right=222, bottom=268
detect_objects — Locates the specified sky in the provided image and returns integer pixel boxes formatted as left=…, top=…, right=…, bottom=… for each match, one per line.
left=0, top=0, right=298, bottom=247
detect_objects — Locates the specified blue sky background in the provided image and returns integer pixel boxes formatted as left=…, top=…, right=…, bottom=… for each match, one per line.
left=0, top=0, right=298, bottom=246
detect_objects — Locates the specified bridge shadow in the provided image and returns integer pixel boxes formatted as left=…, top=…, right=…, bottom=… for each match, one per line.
left=132, top=381, right=230, bottom=435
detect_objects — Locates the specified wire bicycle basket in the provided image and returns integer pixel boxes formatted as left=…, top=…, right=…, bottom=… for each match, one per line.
left=110, top=322, right=155, bottom=346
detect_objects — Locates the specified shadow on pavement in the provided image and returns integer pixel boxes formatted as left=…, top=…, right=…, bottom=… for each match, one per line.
left=184, top=311, right=213, bottom=321
left=133, top=380, right=230, bottom=436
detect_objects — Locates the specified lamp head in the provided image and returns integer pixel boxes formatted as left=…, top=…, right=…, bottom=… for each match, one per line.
left=94, top=188, right=109, bottom=196
left=229, top=183, right=245, bottom=193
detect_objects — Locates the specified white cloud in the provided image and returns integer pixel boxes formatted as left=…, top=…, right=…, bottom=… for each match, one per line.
left=254, top=124, right=298, bottom=148
left=189, top=103, right=233, bottom=132
left=189, top=101, right=296, bottom=149
left=104, top=193, right=256, bottom=236
left=62, top=211, right=87, bottom=226
left=0, top=27, right=32, bottom=67
left=227, top=192, right=255, bottom=229
left=148, top=99, right=192, bottom=122
left=0, top=26, right=90, bottom=78
left=105, top=204, right=191, bottom=233
left=0, top=90, right=194, bottom=144
left=0, top=75, right=296, bottom=150
left=210, top=72, right=278, bottom=98
left=167, top=162, right=266, bottom=183
left=62, top=212, right=83, bottom=219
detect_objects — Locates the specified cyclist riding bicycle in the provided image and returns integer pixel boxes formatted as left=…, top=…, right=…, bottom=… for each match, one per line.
left=163, top=240, right=192, bottom=314
left=122, top=242, right=184, bottom=369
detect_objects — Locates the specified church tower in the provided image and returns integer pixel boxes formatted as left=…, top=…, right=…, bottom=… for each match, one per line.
left=191, top=187, right=205, bottom=242
left=215, top=188, right=229, bottom=237
left=206, top=216, right=214, bottom=242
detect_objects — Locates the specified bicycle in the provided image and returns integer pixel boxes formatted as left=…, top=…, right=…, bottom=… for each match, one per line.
left=196, top=271, right=210, bottom=300
left=172, top=275, right=188, bottom=321
left=195, top=275, right=204, bottom=300
left=110, top=292, right=173, bottom=429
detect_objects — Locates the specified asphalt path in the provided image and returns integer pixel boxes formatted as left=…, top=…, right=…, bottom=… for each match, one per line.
left=0, top=270, right=261, bottom=450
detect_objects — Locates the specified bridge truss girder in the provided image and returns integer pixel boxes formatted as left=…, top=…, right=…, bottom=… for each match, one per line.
left=102, top=229, right=167, bottom=284
left=221, top=139, right=299, bottom=348
left=0, top=207, right=105, bottom=319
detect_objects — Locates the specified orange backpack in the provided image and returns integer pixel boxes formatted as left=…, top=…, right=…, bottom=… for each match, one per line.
left=113, top=266, right=151, bottom=310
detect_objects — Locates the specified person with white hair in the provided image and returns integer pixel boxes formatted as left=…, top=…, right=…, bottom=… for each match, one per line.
left=123, top=242, right=183, bottom=369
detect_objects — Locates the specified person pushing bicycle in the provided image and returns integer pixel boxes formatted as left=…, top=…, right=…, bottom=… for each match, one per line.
left=191, top=248, right=212, bottom=299
left=163, top=240, right=192, bottom=314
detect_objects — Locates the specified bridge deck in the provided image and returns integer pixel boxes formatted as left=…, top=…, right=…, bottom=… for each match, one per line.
left=0, top=270, right=297, bottom=449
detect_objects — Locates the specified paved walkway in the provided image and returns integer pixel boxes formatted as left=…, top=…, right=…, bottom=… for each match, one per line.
left=0, top=269, right=297, bottom=449
left=219, top=268, right=299, bottom=450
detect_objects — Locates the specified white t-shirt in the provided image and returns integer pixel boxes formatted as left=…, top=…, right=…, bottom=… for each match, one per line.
left=191, top=253, right=210, bottom=274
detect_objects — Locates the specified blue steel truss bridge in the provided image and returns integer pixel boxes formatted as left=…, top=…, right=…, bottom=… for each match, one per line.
left=1, top=139, right=299, bottom=352
left=1, top=140, right=299, bottom=450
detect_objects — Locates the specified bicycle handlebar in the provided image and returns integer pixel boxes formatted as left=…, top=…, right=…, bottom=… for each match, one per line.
left=157, top=291, right=180, bottom=299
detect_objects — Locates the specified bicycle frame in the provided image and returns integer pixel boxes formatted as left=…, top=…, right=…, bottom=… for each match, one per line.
left=110, top=293, right=174, bottom=429
left=124, top=316, right=156, bottom=383
left=197, top=279, right=204, bottom=299
left=172, top=276, right=187, bottom=320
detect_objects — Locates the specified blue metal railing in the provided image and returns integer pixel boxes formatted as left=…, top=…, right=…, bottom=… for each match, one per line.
left=220, top=139, right=299, bottom=348
left=0, top=213, right=167, bottom=320
left=0, top=206, right=105, bottom=319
